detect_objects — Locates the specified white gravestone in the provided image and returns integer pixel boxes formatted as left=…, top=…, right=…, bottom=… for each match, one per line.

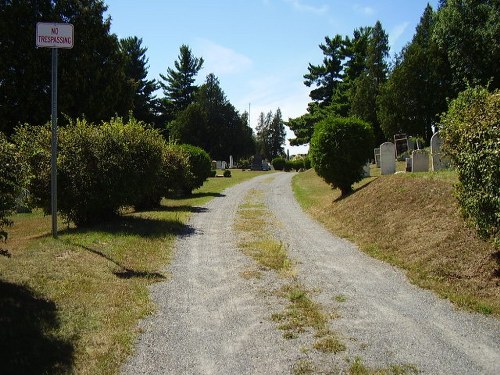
left=430, top=132, right=449, bottom=171
left=411, top=150, right=429, bottom=172
left=229, top=155, right=234, bottom=168
left=380, top=142, right=396, bottom=175
left=362, top=162, right=370, bottom=177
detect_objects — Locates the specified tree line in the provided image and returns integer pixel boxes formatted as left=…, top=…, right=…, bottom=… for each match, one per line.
left=288, top=0, right=500, bottom=146
left=0, top=0, right=288, bottom=163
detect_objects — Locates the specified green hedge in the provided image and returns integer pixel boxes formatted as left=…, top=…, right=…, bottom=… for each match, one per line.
left=0, top=133, right=22, bottom=240
left=174, top=144, right=212, bottom=196
left=440, top=86, right=500, bottom=243
left=15, top=118, right=188, bottom=226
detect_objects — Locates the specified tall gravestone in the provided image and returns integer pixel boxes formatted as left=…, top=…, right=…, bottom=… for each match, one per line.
left=430, top=132, right=449, bottom=171
left=380, top=142, right=396, bottom=175
left=411, top=150, right=429, bottom=172
left=362, top=162, right=370, bottom=177
left=393, top=133, right=408, bottom=158
left=251, top=154, right=262, bottom=171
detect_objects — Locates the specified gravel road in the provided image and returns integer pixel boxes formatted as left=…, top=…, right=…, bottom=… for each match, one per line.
left=122, top=172, right=500, bottom=374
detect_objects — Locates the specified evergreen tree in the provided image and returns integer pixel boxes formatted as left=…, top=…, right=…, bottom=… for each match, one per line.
left=0, top=0, right=133, bottom=134
left=350, top=21, right=389, bottom=144
left=159, top=44, right=204, bottom=121
left=169, top=74, right=254, bottom=161
left=303, top=35, right=344, bottom=106
left=120, top=36, right=160, bottom=127
left=256, top=109, right=285, bottom=160
left=432, top=0, right=500, bottom=92
left=377, top=4, right=452, bottom=141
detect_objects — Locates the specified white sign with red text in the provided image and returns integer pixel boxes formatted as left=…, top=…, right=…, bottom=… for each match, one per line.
left=36, top=22, right=74, bottom=49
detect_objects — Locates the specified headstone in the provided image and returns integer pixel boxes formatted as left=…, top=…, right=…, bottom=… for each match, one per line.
left=379, top=142, right=396, bottom=175
left=374, top=148, right=381, bottom=167
left=229, top=155, right=234, bottom=168
left=221, top=161, right=227, bottom=169
left=362, top=162, right=370, bottom=177
left=393, top=133, right=408, bottom=157
left=211, top=160, right=217, bottom=170
left=411, top=150, right=429, bottom=172
left=251, top=154, right=262, bottom=171
left=430, top=132, right=449, bottom=171
left=216, top=160, right=223, bottom=169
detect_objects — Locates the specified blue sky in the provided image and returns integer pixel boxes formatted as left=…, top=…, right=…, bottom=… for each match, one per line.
left=104, top=0, right=438, bottom=155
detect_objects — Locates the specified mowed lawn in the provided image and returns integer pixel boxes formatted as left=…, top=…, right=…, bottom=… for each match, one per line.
left=293, top=167, right=499, bottom=317
left=0, top=170, right=272, bottom=375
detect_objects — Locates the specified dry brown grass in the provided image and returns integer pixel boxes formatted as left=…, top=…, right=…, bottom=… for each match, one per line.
left=293, top=169, right=499, bottom=316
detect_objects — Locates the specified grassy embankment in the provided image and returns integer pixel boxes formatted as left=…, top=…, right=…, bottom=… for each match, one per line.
left=292, top=166, right=499, bottom=317
left=0, top=170, right=270, bottom=375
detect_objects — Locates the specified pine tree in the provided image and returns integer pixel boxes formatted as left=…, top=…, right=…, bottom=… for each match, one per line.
left=120, top=36, right=160, bottom=126
left=159, top=44, right=204, bottom=121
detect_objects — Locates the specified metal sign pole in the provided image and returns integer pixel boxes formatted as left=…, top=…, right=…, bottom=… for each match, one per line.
left=51, top=47, right=58, bottom=238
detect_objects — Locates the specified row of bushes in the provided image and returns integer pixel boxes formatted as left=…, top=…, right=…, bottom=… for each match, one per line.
left=271, top=156, right=311, bottom=172
left=0, top=133, right=22, bottom=240
left=3, top=118, right=211, bottom=227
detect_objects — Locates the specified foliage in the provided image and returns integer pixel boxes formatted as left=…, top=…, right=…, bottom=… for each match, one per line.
left=350, top=21, right=389, bottom=144
left=440, top=86, right=500, bottom=243
left=255, top=108, right=286, bottom=160
left=303, top=34, right=345, bottom=106
left=432, top=0, right=500, bottom=92
left=119, top=36, right=161, bottom=127
left=169, top=74, right=255, bottom=160
left=223, top=170, right=232, bottom=178
left=272, top=157, right=286, bottom=171
left=174, top=144, right=212, bottom=196
left=0, top=133, right=22, bottom=241
left=309, top=117, right=374, bottom=196
left=15, top=118, right=175, bottom=226
left=289, top=21, right=388, bottom=146
left=159, top=44, right=204, bottom=121
left=0, top=0, right=135, bottom=135
left=377, top=4, right=452, bottom=143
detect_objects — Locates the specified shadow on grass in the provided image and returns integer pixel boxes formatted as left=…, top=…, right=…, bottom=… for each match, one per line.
left=68, top=243, right=167, bottom=281
left=61, top=214, right=192, bottom=239
left=0, top=280, right=74, bottom=375
left=166, top=192, right=226, bottom=200
left=333, top=178, right=378, bottom=202
left=153, top=205, right=209, bottom=213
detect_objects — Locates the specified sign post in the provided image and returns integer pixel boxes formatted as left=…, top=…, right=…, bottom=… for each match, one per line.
left=36, top=22, right=74, bottom=238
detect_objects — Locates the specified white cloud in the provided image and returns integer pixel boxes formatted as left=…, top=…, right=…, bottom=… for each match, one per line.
left=389, top=22, right=410, bottom=52
left=283, top=0, right=329, bottom=15
left=196, top=39, right=253, bottom=76
left=353, top=4, right=376, bottom=16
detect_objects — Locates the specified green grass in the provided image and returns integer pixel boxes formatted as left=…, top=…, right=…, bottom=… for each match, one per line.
left=349, top=357, right=419, bottom=375
left=0, top=169, right=271, bottom=375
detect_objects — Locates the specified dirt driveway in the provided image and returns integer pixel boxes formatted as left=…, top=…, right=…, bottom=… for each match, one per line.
left=122, top=172, right=500, bottom=374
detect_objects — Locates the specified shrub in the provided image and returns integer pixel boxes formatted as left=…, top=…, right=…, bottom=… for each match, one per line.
left=0, top=133, right=22, bottom=241
left=440, top=86, right=499, bottom=243
left=223, top=169, right=231, bottom=177
left=15, top=118, right=171, bottom=226
left=309, top=116, right=374, bottom=196
left=290, top=158, right=305, bottom=172
left=13, top=124, right=52, bottom=212
left=175, top=144, right=212, bottom=195
left=284, top=160, right=293, bottom=172
left=272, top=157, right=286, bottom=171
left=209, top=169, right=217, bottom=177
left=239, top=158, right=251, bottom=169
